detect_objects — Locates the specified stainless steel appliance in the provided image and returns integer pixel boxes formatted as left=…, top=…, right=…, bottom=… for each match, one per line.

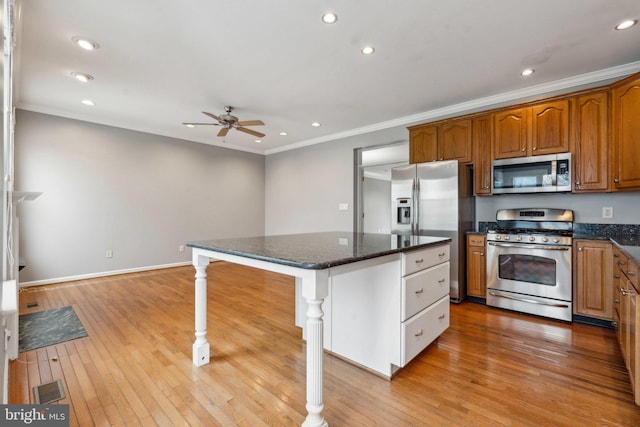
left=492, top=153, right=571, bottom=194
left=391, top=160, right=474, bottom=303
left=486, top=208, right=573, bottom=321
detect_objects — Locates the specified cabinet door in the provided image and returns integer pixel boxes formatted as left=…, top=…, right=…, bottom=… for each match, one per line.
left=571, top=92, right=610, bottom=192
left=466, top=235, right=486, bottom=298
left=530, top=100, right=570, bottom=155
left=410, top=126, right=438, bottom=164
left=438, top=119, right=472, bottom=163
left=611, top=78, right=640, bottom=189
left=472, top=116, right=493, bottom=195
left=630, top=285, right=640, bottom=405
left=574, top=240, right=613, bottom=319
left=493, top=108, right=529, bottom=159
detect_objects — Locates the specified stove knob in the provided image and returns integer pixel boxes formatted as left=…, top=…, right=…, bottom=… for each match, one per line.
left=553, top=238, right=560, bottom=243
left=504, top=235, right=510, bottom=241
left=542, top=237, right=549, bottom=242
left=516, top=236, right=522, bottom=241
left=529, top=236, right=535, bottom=242
left=495, top=235, right=501, bottom=240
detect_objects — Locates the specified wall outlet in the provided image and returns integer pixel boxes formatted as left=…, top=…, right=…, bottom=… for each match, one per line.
left=106, top=249, right=113, bottom=258
left=338, top=203, right=349, bottom=211
left=178, top=245, right=185, bottom=252
left=602, top=206, right=613, bottom=219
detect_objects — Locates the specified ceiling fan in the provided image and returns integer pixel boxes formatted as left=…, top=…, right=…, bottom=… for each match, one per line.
left=183, top=106, right=265, bottom=138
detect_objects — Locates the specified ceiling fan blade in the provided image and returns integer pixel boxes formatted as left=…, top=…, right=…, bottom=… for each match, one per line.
left=237, top=127, right=265, bottom=138
left=202, top=111, right=222, bottom=121
left=217, top=127, right=230, bottom=137
left=182, top=122, right=220, bottom=126
left=237, top=120, right=265, bottom=126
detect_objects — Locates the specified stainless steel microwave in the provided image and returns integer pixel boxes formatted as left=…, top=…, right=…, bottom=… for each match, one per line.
left=492, top=153, right=571, bottom=194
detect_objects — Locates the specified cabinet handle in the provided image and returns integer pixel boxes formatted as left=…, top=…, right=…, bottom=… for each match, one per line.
left=614, top=253, right=620, bottom=258
left=438, top=278, right=446, bottom=283
left=415, top=258, right=424, bottom=264
left=621, top=288, right=629, bottom=296
left=415, top=329, right=424, bottom=337
left=415, top=288, right=424, bottom=295
left=618, top=260, right=627, bottom=266
left=614, top=299, right=620, bottom=304
left=612, top=321, right=618, bottom=328
left=614, top=274, right=620, bottom=279
left=628, top=271, right=636, bottom=276
left=438, top=314, right=445, bottom=320
left=438, top=252, right=446, bottom=257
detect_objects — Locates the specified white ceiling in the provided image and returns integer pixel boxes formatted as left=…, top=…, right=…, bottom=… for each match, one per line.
left=13, top=0, right=640, bottom=155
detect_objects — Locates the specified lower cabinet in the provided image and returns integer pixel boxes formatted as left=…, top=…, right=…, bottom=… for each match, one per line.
left=297, top=243, right=450, bottom=378
left=613, top=245, right=640, bottom=405
left=466, top=234, right=486, bottom=298
left=573, top=239, right=613, bottom=320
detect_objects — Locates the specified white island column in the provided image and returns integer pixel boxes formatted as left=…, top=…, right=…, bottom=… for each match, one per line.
left=192, top=253, right=210, bottom=366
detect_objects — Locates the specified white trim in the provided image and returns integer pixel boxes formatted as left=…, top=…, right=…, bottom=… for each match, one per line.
left=264, top=61, right=640, bottom=155
left=18, top=261, right=192, bottom=287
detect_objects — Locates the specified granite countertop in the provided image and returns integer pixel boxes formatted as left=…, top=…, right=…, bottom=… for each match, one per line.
left=187, top=232, right=451, bottom=270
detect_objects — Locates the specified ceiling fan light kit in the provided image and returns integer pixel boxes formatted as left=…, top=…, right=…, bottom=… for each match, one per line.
left=182, top=106, right=265, bottom=139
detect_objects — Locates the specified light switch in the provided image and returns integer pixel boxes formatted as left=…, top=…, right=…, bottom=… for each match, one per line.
left=338, top=203, right=349, bottom=211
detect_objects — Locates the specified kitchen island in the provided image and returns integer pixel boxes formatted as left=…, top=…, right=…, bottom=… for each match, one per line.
left=187, top=232, right=451, bottom=427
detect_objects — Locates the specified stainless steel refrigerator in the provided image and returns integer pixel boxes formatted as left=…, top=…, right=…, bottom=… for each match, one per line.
left=391, top=160, right=474, bottom=303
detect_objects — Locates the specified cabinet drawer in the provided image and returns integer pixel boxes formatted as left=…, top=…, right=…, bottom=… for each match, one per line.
left=402, top=262, right=450, bottom=321
left=400, top=295, right=449, bottom=366
left=403, top=244, right=450, bottom=276
left=467, top=235, right=486, bottom=247
left=629, top=259, right=639, bottom=291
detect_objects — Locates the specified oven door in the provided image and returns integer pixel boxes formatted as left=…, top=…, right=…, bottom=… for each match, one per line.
left=486, top=241, right=572, bottom=302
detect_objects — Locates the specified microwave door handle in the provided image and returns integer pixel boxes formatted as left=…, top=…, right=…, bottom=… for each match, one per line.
left=551, top=159, right=557, bottom=186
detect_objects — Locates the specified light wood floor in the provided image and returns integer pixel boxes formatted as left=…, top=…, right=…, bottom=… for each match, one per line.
left=10, top=262, right=640, bottom=426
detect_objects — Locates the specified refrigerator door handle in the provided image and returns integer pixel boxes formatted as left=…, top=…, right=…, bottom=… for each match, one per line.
left=412, top=177, right=419, bottom=234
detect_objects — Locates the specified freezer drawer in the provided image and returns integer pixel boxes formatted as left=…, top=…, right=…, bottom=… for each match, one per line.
left=401, top=294, right=449, bottom=366
left=402, top=262, right=450, bottom=321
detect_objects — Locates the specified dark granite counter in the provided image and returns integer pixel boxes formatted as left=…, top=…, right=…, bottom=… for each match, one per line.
left=188, top=232, right=451, bottom=270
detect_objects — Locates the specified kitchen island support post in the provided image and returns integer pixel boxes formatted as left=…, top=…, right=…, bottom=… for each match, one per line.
left=190, top=249, right=329, bottom=426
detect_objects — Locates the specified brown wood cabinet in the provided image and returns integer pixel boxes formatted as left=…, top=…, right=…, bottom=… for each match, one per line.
left=493, top=100, right=569, bottom=159
left=409, top=118, right=472, bottom=164
left=611, top=74, right=640, bottom=190
left=571, top=91, right=610, bottom=192
left=472, top=116, right=492, bottom=195
left=466, top=234, right=486, bottom=298
left=614, top=245, right=640, bottom=405
left=573, top=240, right=613, bottom=320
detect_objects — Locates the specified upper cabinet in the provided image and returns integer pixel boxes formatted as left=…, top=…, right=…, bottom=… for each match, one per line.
left=472, top=116, right=492, bottom=195
left=409, top=118, right=472, bottom=164
left=571, top=91, right=610, bottom=192
left=611, top=74, right=640, bottom=190
left=493, top=100, right=569, bottom=159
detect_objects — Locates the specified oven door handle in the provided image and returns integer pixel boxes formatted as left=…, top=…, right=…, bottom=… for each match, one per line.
left=488, top=291, right=570, bottom=308
left=487, top=242, right=570, bottom=251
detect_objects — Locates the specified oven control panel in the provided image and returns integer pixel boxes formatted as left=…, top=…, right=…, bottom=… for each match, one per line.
left=487, top=231, right=572, bottom=246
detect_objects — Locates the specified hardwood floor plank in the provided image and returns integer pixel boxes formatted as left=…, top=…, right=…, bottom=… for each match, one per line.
left=10, top=263, right=640, bottom=426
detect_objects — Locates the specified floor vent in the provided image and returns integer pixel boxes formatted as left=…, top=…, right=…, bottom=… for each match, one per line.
left=26, top=301, right=39, bottom=308
left=33, top=379, right=65, bottom=404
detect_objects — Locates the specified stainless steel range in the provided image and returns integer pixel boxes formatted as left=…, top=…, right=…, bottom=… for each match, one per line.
left=486, top=208, right=573, bottom=322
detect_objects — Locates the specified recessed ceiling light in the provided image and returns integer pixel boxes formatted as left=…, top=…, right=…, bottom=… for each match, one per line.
left=72, top=36, right=100, bottom=50
left=361, top=46, right=375, bottom=55
left=279, top=132, right=288, bottom=136
left=521, top=68, right=535, bottom=77
left=70, top=72, right=93, bottom=83
left=615, top=19, right=637, bottom=30
left=254, top=139, right=262, bottom=143
left=81, top=99, right=95, bottom=106
left=184, top=124, right=196, bottom=128
left=321, top=12, right=338, bottom=24
left=311, top=122, right=321, bottom=127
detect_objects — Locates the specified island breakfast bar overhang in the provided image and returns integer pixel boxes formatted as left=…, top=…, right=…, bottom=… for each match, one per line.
left=187, top=232, right=451, bottom=427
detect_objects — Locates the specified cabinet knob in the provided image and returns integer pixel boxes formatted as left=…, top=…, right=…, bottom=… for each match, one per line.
left=521, top=147, right=526, bottom=152
left=612, top=321, right=618, bottom=328
left=415, top=258, right=424, bottom=264
left=415, top=288, right=424, bottom=295
left=628, top=271, right=636, bottom=276
left=614, top=299, right=620, bottom=304
left=614, top=178, right=620, bottom=183
left=480, top=253, right=484, bottom=256
left=532, top=146, right=537, bottom=151
left=415, top=329, right=424, bottom=337
left=578, top=247, right=583, bottom=252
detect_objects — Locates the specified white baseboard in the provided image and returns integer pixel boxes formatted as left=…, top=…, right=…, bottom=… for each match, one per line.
left=19, top=261, right=193, bottom=288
